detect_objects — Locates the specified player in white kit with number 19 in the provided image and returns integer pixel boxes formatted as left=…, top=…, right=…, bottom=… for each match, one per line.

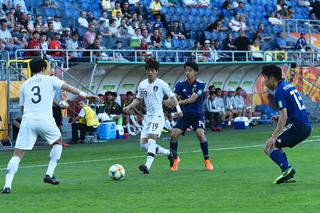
left=2, top=58, right=98, bottom=194
left=123, top=58, right=183, bottom=174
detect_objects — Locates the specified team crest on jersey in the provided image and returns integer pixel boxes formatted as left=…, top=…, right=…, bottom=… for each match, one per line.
left=182, top=89, right=186, bottom=92
left=153, top=86, right=158, bottom=92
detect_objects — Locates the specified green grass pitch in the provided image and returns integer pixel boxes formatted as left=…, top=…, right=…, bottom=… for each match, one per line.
left=0, top=124, right=319, bottom=213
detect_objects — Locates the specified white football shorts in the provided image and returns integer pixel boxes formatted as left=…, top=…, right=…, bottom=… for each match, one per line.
left=140, top=115, right=165, bottom=139
left=15, top=117, right=61, bottom=150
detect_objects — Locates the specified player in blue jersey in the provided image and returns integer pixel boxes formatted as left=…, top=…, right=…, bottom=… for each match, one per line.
left=166, top=61, right=214, bottom=171
left=262, top=65, right=312, bottom=184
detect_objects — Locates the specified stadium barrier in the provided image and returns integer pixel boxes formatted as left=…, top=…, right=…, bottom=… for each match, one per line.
left=14, top=49, right=298, bottom=68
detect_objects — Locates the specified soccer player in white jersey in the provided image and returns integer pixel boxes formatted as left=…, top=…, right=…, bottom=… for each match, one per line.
left=2, top=58, right=98, bottom=194
left=123, top=58, right=182, bottom=174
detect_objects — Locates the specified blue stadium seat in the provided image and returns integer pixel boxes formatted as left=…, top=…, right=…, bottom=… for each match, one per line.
left=172, top=39, right=181, bottom=49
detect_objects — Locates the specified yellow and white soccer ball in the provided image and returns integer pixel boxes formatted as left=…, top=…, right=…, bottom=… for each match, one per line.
left=108, top=164, right=125, bottom=180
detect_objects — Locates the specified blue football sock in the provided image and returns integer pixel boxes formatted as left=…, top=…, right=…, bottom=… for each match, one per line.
left=200, top=141, right=209, bottom=160
left=269, top=149, right=289, bottom=172
left=170, top=141, right=178, bottom=152
left=281, top=151, right=291, bottom=169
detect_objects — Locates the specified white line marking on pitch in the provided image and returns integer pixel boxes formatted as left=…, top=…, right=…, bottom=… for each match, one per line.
left=0, top=139, right=318, bottom=171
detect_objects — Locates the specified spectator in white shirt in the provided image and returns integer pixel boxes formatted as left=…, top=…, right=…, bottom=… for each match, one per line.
left=66, top=31, right=81, bottom=58
left=228, top=14, right=242, bottom=32
left=78, top=11, right=89, bottom=28
left=52, top=15, right=63, bottom=32
left=268, top=12, right=284, bottom=26
left=13, top=0, right=27, bottom=13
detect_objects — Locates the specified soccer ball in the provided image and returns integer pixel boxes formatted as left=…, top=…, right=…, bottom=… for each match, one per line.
left=58, top=100, right=69, bottom=109
left=108, top=164, right=125, bottom=180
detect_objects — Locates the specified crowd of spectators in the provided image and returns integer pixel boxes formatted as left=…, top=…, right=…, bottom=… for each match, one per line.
left=0, top=0, right=319, bottom=62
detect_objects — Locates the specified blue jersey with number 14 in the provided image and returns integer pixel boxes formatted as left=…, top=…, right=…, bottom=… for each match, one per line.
left=275, top=81, right=311, bottom=125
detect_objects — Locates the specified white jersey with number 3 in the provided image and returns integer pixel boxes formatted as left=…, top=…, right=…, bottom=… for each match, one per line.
left=136, top=78, right=174, bottom=116
left=19, top=74, right=64, bottom=119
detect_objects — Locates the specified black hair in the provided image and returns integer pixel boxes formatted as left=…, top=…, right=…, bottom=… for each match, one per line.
left=30, top=57, right=47, bottom=74
left=208, top=85, right=215, bottom=91
left=215, top=87, right=222, bottom=92
left=184, top=61, right=199, bottom=72
left=105, top=91, right=112, bottom=96
left=236, top=87, right=242, bottom=92
left=145, top=58, right=160, bottom=71
left=262, top=64, right=282, bottom=81
left=111, top=92, right=118, bottom=98
left=126, top=91, right=133, bottom=96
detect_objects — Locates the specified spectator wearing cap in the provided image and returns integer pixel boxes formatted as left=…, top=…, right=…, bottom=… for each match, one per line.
left=61, top=27, right=71, bottom=46
left=52, top=15, right=63, bottom=32
left=26, top=31, right=41, bottom=56
left=151, top=28, right=162, bottom=48
left=66, top=31, right=81, bottom=58
left=86, top=11, right=97, bottom=24
left=167, top=21, right=185, bottom=39
left=13, top=0, right=27, bottom=13
left=295, top=32, right=307, bottom=52
left=48, top=32, right=64, bottom=57
left=82, top=23, right=96, bottom=48
left=112, top=2, right=123, bottom=18
left=78, top=11, right=89, bottom=28
left=200, top=40, right=212, bottom=62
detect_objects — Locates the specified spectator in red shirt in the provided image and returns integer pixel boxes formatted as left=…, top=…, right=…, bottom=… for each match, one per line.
left=48, top=32, right=64, bottom=57
left=26, top=31, right=42, bottom=56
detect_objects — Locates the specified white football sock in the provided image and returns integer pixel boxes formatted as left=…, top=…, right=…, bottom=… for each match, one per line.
left=46, top=144, right=63, bottom=177
left=125, top=124, right=135, bottom=135
left=156, top=144, right=170, bottom=156
left=165, top=119, right=172, bottom=130
left=145, top=138, right=156, bottom=170
left=4, top=156, right=21, bottom=189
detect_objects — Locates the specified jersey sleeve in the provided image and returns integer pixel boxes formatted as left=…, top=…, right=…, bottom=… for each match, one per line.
left=52, top=76, right=64, bottom=90
left=173, top=81, right=182, bottom=95
left=275, top=89, right=287, bottom=110
left=136, top=82, right=144, bottom=99
left=162, top=81, right=174, bottom=98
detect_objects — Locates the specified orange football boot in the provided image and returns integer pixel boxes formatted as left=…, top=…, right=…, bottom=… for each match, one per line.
left=171, top=157, right=180, bottom=172
left=204, top=159, right=214, bottom=171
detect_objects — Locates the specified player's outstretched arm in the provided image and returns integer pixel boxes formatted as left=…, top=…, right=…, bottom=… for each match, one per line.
left=61, top=84, right=99, bottom=100
left=123, top=98, right=142, bottom=114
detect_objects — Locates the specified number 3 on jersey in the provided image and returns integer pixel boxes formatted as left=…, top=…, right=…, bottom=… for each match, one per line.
left=31, top=86, right=41, bottom=104
left=290, top=89, right=305, bottom=110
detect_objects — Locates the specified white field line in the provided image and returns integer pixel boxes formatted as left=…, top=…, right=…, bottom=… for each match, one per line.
left=0, top=139, right=318, bottom=171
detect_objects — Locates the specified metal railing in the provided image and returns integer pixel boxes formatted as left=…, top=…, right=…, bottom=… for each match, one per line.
left=283, top=18, right=320, bottom=46
left=14, top=49, right=293, bottom=68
